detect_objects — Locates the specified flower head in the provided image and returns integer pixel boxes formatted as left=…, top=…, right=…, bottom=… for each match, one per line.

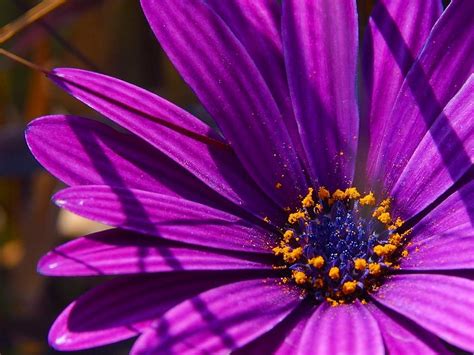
left=27, top=0, right=474, bottom=354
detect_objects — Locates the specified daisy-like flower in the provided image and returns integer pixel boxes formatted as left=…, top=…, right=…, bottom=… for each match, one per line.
left=26, top=0, right=473, bottom=353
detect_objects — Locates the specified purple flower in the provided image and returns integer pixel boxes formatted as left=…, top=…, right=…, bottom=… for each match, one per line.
left=26, top=0, right=473, bottom=354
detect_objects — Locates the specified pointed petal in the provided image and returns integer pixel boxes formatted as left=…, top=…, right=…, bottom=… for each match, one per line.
left=299, top=301, right=384, bottom=355
left=53, top=185, right=274, bottom=253
left=367, top=0, right=474, bottom=192
left=282, top=0, right=359, bottom=188
left=49, top=272, right=237, bottom=350
left=141, top=0, right=307, bottom=207
left=391, top=76, right=474, bottom=219
left=38, top=228, right=272, bottom=276
left=26, top=115, right=229, bottom=208
left=131, top=279, right=300, bottom=354
left=372, top=274, right=474, bottom=352
left=367, top=303, right=448, bottom=355
left=360, top=0, right=441, bottom=183
left=49, top=68, right=282, bottom=222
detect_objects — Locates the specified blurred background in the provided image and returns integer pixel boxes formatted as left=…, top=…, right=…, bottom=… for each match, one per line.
left=0, top=0, right=451, bottom=354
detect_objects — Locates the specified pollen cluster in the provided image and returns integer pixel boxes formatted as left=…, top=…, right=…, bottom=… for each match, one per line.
left=272, top=186, right=411, bottom=305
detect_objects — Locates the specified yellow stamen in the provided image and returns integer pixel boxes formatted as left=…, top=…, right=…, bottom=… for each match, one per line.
left=308, top=256, right=325, bottom=269
left=369, top=263, right=381, bottom=275
left=359, top=192, right=376, bottom=206
left=283, top=247, right=303, bottom=263
left=354, top=258, right=367, bottom=271
left=288, top=211, right=306, bottom=224
left=378, top=212, right=392, bottom=224
left=332, top=189, right=346, bottom=200
left=318, top=187, right=330, bottom=199
left=302, top=188, right=315, bottom=208
left=329, top=267, right=340, bottom=280
left=282, top=230, right=294, bottom=243
left=293, top=271, right=308, bottom=285
left=345, top=187, right=360, bottom=199
left=342, top=281, right=358, bottom=295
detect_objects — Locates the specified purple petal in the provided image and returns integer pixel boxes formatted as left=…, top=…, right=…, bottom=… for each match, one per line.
left=204, top=0, right=307, bottom=166
left=367, top=0, right=474, bottom=192
left=131, top=279, right=300, bottom=354
left=282, top=0, right=359, bottom=188
left=26, top=115, right=230, bottom=208
left=367, top=303, right=447, bottom=355
left=53, top=185, right=274, bottom=253
left=48, top=68, right=282, bottom=222
left=391, top=76, right=474, bottom=219
left=372, top=274, right=474, bottom=352
left=38, top=228, right=272, bottom=276
left=49, top=272, right=242, bottom=350
left=401, top=180, right=474, bottom=270
left=360, top=0, right=441, bottom=184
left=299, top=301, right=384, bottom=355
left=141, top=0, right=307, bottom=207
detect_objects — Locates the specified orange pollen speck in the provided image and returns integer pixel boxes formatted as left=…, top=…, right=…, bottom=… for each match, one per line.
left=329, top=267, right=340, bottom=280
left=318, top=186, right=330, bottom=199
left=288, top=211, right=306, bottom=224
left=308, top=256, right=325, bottom=269
left=369, top=263, right=382, bottom=275
left=342, top=281, right=358, bottom=295
left=275, top=182, right=283, bottom=189
left=354, top=258, right=367, bottom=270
left=293, top=271, right=308, bottom=285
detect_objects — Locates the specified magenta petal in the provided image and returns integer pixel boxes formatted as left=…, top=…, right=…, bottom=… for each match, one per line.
left=38, top=228, right=272, bottom=276
left=26, top=115, right=230, bottom=208
left=53, top=185, right=274, bottom=253
left=373, top=274, right=474, bottom=352
left=367, top=304, right=447, bottom=354
left=299, top=301, right=383, bottom=355
left=401, top=180, right=474, bottom=270
left=49, top=273, right=235, bottom=350
left=360, top=0, right=441, bottom=184
left=282, top=0, right=359, bottom=188
left=131, top=279, right=300, bottom=354
left=391, top=76, right=474, bottom=219
left=141, top=0, right=307, bottom=207
left=49, top=68, right=282, bottom=222
left=367, top=0, right=474, bottom=192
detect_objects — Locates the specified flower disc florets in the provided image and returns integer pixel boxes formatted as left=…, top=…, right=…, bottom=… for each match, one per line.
left=273, top=187, right=411, bottom=306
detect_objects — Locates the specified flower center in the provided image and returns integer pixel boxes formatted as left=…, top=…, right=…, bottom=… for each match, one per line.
left=272, top=187, right=411, bottom=306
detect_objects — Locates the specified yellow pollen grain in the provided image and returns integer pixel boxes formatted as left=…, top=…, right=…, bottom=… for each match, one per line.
left=401, top=250, right=409, bottom=257
left=384, top=244, right=397, bottom=255
left=342, top=280, right=358, bottom=295
left=359, top=192, right=376, bottom=206
left=389, top=233, right=402, bottom=246
left=373, top=245, right=385, bottom=257
left=378, top=212, right=392, bottom=224
left=275, top=182, right=283, bottom=189
left=263, top=216, right=271, bottom=223
left=308, top=256, right=325, bottom=269
left=283, top=247, right=303, bottom=263
left=329, top=267, right=340, bottom=280
left=282, top=230, right=294, bottom=243
left=354, top=258, right=367, bottom=270
left=302, top=188, right=315, bottom=207
left=288, top=211, right=306, bottom=224
left=293, top=271, right=308, bottom=285
left=345, top=187, right=360, bottom=199
left=369, top=263, right=381, bottom=276
left=332, top=189, right=346, bottom=200
left=318, top=186, right=330, bottom=199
